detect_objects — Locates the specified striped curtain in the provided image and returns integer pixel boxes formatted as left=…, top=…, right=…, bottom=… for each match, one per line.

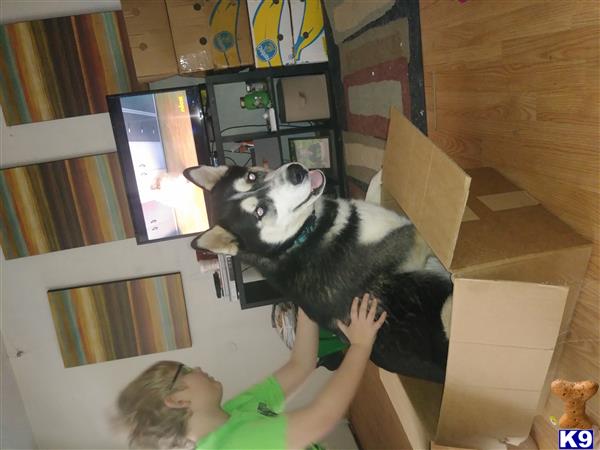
left=0, top=153, right=134, bottom=259
left=0, top=11, right=142, bottom=126
left=48, top=273, right=191, bottom=367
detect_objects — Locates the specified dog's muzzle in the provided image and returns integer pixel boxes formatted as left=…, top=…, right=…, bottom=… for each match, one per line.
left=287, top=163, right=307, bottom=185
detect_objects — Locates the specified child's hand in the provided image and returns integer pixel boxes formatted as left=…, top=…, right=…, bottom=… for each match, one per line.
left=336, top=294, right=387, bottom=349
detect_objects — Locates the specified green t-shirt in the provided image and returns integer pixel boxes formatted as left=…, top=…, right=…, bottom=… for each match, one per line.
left=195, top=376, right=324, bottom=450
left=195, top=376, right=286, bottom=449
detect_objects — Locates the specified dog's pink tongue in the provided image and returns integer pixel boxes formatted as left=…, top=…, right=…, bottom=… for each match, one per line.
left=309, top=170, right=324, bottom=189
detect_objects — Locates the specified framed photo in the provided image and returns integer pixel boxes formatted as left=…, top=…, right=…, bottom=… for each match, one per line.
left=289, top=137, right=331, bottom=169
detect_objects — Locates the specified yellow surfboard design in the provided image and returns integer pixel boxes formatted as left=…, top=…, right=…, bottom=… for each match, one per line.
left=292, top=0, right=324, bottom=62
left=210, top=0, right=241, bottom=67
left=252, top=0, right=285, bottom=67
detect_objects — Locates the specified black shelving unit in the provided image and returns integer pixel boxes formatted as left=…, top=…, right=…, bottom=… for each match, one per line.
left=205, top=62, right=346, bottom=196
left=203, top=62, right=347, bottom=309
left=219, top=123, right=333, bottom=143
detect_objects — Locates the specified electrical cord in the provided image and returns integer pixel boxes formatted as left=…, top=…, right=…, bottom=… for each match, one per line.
left=220, top=123, right=308, bottom=134
left=220, top=124, right=266, bottom=133
left=223, top=154, right=253, bottom=167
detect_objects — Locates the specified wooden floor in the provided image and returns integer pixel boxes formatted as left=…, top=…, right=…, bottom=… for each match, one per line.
left=419, top=1, right=599, bottom=448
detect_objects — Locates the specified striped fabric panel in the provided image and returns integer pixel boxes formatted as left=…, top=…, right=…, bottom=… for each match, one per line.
left=323, top=0, right=395, bottom=44
left=48, top=273, right=191, bottom=368
left=343, top=57, right=411, bottom=140
left=0, top=153, right=134, bottom=259
left=339, top=18, right=410, bottom=77
left=0, top=11, right=141, bottom=126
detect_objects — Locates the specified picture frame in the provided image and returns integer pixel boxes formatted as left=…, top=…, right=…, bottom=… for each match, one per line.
left=0, top=153, right=134, bottom=259
left=0, top=11, right=141, bottom=126
left=289, top=137, right=331, bottom=169
left=47, top=273, right=191, bottom=367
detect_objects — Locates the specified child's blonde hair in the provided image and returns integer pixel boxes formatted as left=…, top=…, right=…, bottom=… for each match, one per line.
left=116, top=360, right=193, bottom=449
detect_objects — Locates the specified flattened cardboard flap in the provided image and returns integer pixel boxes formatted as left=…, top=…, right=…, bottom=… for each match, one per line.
left=437, top=278, right=568, bottom=447
left=450, top=168, right=590, bottom=271
left=383, top=107, right=471, bottom=268
left=449, top=278, right=568, bottom=348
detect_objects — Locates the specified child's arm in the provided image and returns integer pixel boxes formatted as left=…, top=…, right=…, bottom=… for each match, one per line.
left=273, top=307, right=319, bottom=398
left=285, top=295, right=386, bottom=449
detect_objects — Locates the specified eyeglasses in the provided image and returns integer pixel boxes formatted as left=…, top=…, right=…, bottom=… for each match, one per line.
left=168, top=363, right=191, bottom=391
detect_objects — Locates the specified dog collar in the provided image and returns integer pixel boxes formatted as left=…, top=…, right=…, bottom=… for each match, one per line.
left=292, top=211, right=317, bottom=248
left=273, top=211, right=317, bottom=254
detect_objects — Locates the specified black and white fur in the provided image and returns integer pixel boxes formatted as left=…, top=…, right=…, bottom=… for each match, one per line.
left=184, top=163, right=453, bottom=382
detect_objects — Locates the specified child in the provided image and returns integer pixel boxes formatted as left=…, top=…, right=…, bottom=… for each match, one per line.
left=116, top=294, right=386, bottom=449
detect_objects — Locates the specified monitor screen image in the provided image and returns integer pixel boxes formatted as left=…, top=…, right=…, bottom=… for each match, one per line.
left=108, top=86, right=212, bottom=243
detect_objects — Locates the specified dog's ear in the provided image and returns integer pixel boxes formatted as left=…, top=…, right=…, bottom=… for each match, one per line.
left=183, top=166, right=229, bottom=191
left=191, top=226, right=238, bottom=255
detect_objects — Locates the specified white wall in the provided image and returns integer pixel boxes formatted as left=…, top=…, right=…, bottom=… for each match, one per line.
left=1, top=335, right=37, bottom=449
left=0, top=2, right=357, bottom=449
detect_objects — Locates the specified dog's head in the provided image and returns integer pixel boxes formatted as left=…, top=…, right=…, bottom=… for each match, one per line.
left=184, top=163, right=326, bottom=255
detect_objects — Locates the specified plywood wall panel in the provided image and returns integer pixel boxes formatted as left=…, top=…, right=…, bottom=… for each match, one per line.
left=420, top=0, right=599, bottom=445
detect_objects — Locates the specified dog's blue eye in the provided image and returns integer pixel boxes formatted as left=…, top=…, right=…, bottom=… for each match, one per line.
left=255, top=206, right=265, bottom=218
left=247, top=172, right=257, bottom=182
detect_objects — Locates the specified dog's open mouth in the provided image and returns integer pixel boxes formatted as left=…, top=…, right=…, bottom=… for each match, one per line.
left=309, top=170, right=325, bottom=195
left=294, top=170, right=325, bottom=211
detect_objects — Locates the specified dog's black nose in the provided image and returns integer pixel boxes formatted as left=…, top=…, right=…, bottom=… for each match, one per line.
left=287, top=163, right=307, bottom=185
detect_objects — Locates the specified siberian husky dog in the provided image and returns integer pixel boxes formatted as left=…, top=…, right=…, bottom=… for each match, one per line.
left=184, top=163, right=453, bottom=382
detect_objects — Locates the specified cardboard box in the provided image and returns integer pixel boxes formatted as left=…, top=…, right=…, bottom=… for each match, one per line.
left=288, top=0, right=328, bottom=64
left=209, top=0, right=254, bottom=69
left=165, top=0, right=254, bottom=73
left=247, top=0, right=327, bottom=68
left=351, top=107, right=592, bottom=449
left=431, top=443, right=476, bottom=450
left=278, top=74, right=330, bottom=122
left=165, top=0, right=211, bottom=73
left=121, top=0, right=179, bottom=82
left=247, top=0, right=293, bottom=67
left=122, top=0, right=254, bottom=79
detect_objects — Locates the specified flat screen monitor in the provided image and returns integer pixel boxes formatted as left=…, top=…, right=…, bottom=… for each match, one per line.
left=107, top=85, right=213, bottom=244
